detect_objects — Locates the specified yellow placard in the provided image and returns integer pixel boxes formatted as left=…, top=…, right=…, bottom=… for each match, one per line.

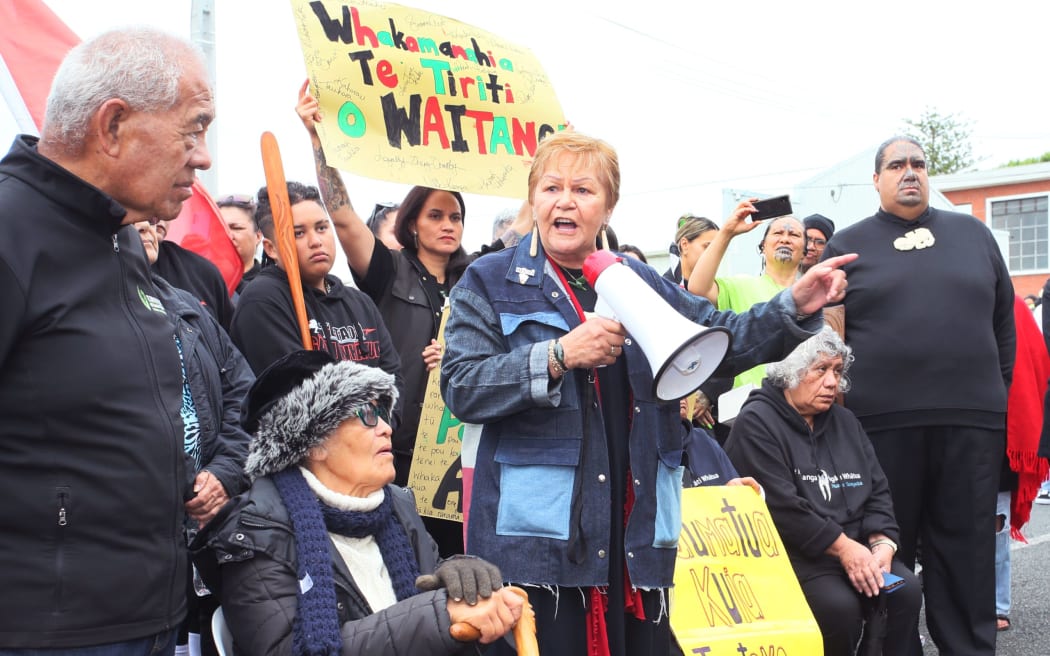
left=290, top=0, right=565, bottom=197
left=672, top=486, right=823, bottom=656
left=407, top=306, right=463, bottom=521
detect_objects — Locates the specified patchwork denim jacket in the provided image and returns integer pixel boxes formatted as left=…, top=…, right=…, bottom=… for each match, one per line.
left=440, top=235, right=819, bottom=589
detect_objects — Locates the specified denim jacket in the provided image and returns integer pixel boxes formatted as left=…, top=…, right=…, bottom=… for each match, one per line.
left=440, top=235, right=820, bottom=589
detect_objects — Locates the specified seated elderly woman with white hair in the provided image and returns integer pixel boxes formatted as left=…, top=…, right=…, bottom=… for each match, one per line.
left=723, top=327, right=922, bottom=656
left=193, top=351, right=523, bottom=656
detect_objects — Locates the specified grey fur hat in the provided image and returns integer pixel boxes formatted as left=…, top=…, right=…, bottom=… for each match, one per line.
left=243, top=351, right=399, bottom=480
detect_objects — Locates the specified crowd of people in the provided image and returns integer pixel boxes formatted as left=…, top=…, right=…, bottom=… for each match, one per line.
left=2, top=24, right=1048, bottom=656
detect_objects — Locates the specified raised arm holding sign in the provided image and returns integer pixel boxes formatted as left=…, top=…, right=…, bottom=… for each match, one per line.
left=290, top=5, right=565, bottom=518
left=290, top=0, right=565, bottom=197
left=297, top=81, right=473, bottom=556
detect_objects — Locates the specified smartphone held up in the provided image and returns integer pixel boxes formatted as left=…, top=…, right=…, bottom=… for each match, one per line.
left=749, top=195, right=793, bottom=222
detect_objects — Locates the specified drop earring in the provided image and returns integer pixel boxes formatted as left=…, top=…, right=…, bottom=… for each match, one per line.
left=529, top=217, right=539, bottom=257
left=600, top=225, right=610, bottom=251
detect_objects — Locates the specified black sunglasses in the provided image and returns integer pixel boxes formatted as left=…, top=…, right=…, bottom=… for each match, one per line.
left=355, top=403, right=390, bottom=428
left=367, top=202, right=399, bottom=228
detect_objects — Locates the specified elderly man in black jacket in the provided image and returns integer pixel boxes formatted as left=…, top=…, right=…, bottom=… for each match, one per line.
left=0, top=27, right=214, bottom=653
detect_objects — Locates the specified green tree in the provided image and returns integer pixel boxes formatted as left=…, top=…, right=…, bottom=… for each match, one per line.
left=1003, top=152, right=1050, bottom=167
left=903, top=107, right=975, bottom=175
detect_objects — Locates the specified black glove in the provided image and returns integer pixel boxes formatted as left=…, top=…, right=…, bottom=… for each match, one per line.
left=415, top=554, right=502, bottom=604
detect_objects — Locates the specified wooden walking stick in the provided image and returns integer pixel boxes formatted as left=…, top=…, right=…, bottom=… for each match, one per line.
left=260, top=131, right=312, bottom=350
left=450, top=585, right=538, bottom=656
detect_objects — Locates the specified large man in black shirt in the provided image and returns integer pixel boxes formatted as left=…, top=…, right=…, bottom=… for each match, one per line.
left=823, top=137, right=1015, bottom=655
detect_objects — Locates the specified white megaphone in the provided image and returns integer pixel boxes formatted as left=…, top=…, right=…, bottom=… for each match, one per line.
left=583, top=250, right=731, bottom=401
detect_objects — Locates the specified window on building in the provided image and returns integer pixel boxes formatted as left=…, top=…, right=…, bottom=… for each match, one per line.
left=989, top=195, right=1048, bottom=272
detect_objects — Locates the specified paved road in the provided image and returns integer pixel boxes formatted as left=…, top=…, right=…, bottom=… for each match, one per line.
left=920, top=500, right=1050, bottom=654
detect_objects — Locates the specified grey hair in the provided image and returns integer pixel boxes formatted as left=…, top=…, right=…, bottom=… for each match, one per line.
left=41, top=27, right=206, bottom=154
left=766, top=326, right=854, bottom=392
left=490, top=207, right=517, bottom=241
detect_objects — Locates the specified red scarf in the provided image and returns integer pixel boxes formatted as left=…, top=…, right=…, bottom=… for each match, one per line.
left=1007, top=296, right=1050, bottom=540
left=549, top=257, right=646, bottom=654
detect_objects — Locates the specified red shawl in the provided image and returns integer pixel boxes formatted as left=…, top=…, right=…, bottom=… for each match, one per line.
left=1007, top=295, right=1050, bottom=540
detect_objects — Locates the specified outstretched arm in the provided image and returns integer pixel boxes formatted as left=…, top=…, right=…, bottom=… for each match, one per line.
left=686, top=199, right=760, bottom=302
left=296, top=80, right=376, bottom=278
left=790, top=253, right=857, bottom=316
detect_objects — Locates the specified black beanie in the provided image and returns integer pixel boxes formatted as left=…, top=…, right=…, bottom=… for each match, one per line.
left=803, top=214, right=836, bottom=241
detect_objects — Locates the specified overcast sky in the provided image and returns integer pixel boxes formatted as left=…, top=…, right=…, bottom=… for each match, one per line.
left=11, top=0, right=1050, bottom=255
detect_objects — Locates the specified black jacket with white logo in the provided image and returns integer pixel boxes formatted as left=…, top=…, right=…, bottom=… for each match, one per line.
left=0, top=135, right=188, bottom=647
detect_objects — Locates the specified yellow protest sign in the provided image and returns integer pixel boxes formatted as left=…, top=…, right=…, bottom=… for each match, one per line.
left=672, top=486, right=823, bottom=656
left=290, top=0, right=565, bottom=197
left=407, top=306, right=463, bottom=522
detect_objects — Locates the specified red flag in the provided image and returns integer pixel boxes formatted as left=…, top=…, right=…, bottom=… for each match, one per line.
left=0, top=1, right=242, bottom=296
left=0, top=0, right=78, bottom=134
left=166, top=180, right=244, bottom=295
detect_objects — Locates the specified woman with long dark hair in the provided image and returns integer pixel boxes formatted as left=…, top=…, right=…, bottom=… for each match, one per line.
left=297, top=85, right=481, bottom=555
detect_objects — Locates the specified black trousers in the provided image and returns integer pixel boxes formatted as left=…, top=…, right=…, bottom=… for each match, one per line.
left=799, top=558, right=922, bottom=656
left=868, top=425, right=1002, bottom=656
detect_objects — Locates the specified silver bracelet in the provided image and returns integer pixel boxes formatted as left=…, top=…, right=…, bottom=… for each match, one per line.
left=869, top=538, right=898, bottom=554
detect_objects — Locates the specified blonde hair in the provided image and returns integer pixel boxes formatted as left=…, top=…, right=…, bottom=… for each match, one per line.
left=528, top=131, right=620, bottom=210
left=675, top=215, right=719, bottom=244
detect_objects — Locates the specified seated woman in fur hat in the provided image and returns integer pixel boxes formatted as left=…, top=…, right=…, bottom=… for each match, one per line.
left=193, top=351, right=523, bottom=656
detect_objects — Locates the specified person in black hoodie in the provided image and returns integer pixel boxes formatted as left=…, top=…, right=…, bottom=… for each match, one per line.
left=724, top=328, right=921, bottom=656
left=230, top=182, right=403, bottom=420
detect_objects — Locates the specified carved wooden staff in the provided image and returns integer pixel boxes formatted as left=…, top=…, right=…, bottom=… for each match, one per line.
left=260, top=131, right=312, bottom=350
left=450, top=586, right=538, bottom=656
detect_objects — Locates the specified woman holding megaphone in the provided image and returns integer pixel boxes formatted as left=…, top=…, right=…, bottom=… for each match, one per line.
left=439, top=130, right=856, bottom=656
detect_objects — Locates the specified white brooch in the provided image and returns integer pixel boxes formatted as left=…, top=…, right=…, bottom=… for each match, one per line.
left=515, top=266, right=535, bottom=285
left=893, top=227, right=935, bottom=251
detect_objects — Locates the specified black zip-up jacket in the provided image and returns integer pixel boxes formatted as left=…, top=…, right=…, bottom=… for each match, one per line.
left=192, top=478, right=474, bottom=656
left=0, top=135, right=188, bottom=647
left=724, top=380, right=899, bottom=576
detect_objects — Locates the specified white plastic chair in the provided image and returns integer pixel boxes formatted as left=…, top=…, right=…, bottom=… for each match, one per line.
left=211, top=607, right=235, bottom=656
